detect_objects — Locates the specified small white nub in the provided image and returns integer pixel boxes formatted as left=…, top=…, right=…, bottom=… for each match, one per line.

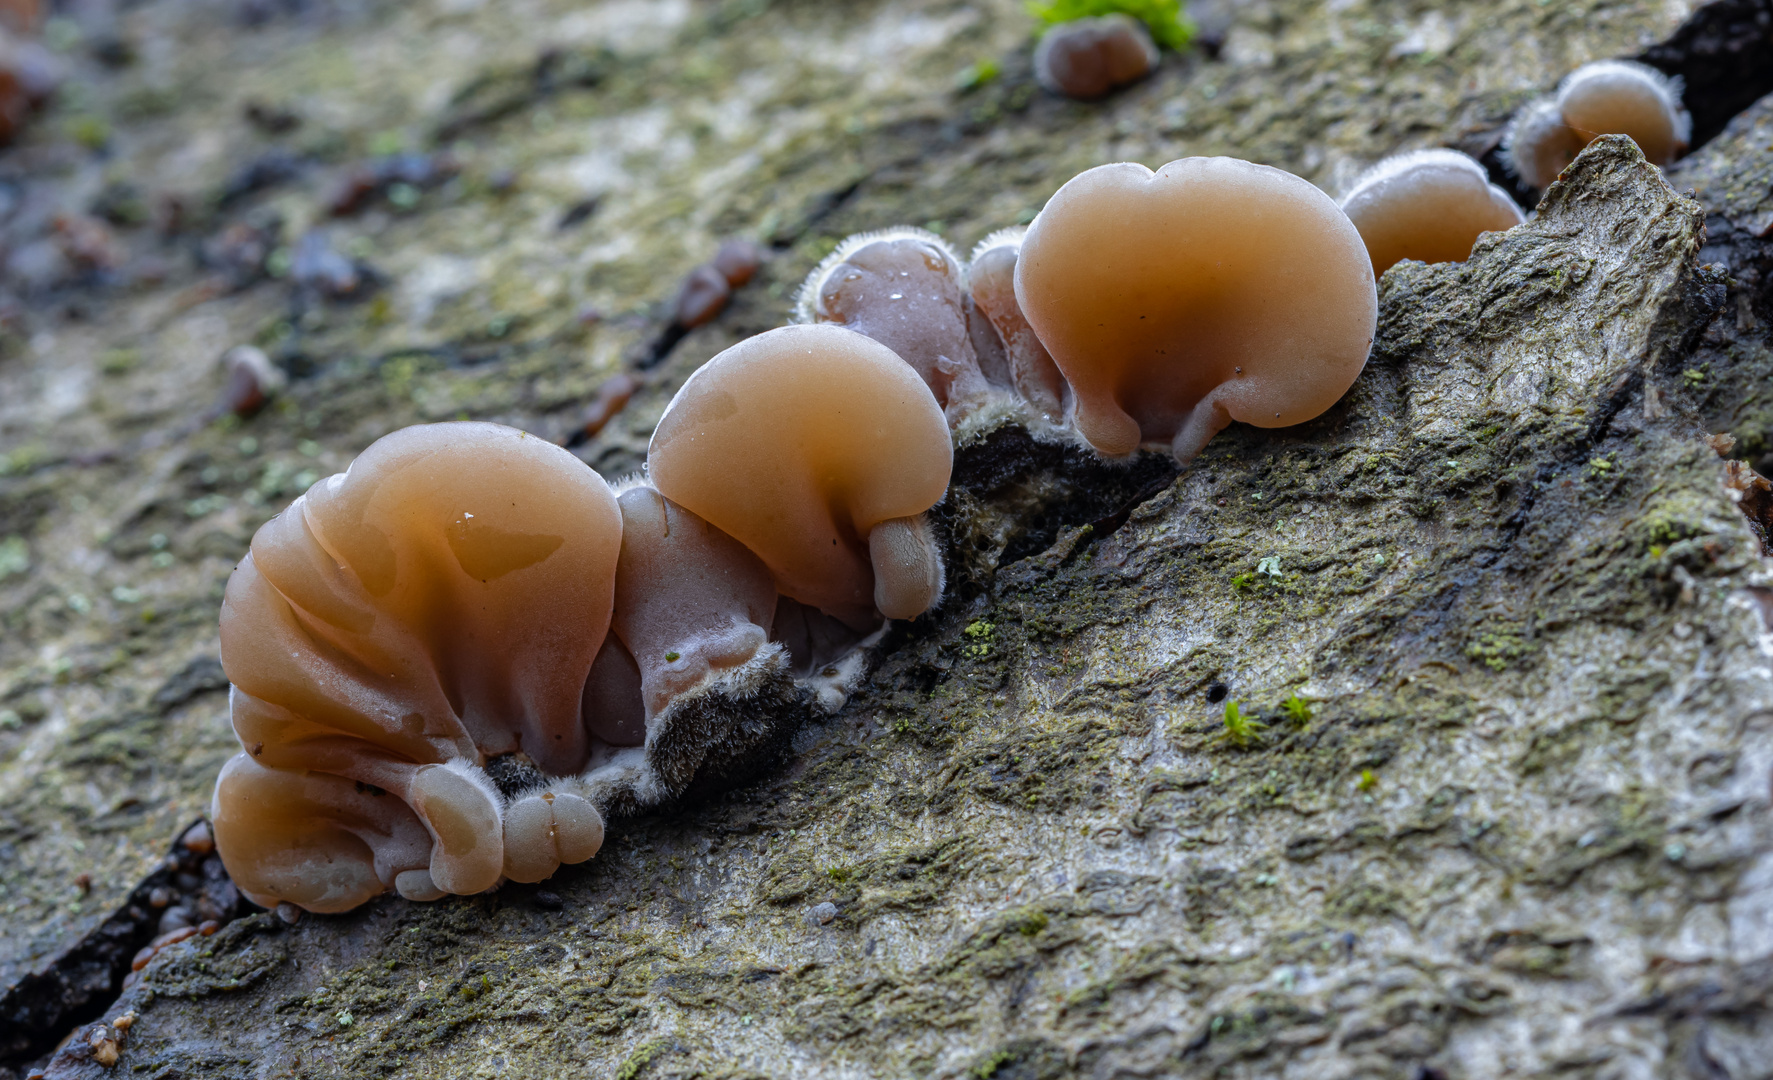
left=792, top=226, right=963, bottom=324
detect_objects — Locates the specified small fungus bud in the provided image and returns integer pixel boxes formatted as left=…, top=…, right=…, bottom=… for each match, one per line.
left=649, top=324, right=952, bottom=631
left=797, top=227, right=990, bottom=427
left=214, top=422, right=624, bottom=911
left=565, top=371, right=641, bottom=446
left=1015, top=157, right=1376, bottom=462
left=502, top=780, right=604, bottom=884
left=179, top=820, right=215, bottom=855
left=712, top=238, right=764, bottom=287
left=220, top=345, right=285, bottom=418
left=674, top=263, right=732, bottom=329
left=87, top=1024, right=120, bottom=1068
left=968, top=228, right=1070, bottom=422
left=611, top=484, right=778, bottom=719
left=1503, top=60, right=1689, bottom=191
left=1338, top=149, right=1524, bottom=277
left=1033, top=14, right=1159, bottom=101
left=1501, top=99, right=1587, bottom=194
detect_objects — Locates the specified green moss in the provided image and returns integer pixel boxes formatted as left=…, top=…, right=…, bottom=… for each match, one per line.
left=1027, top=0, right=1195, bottom=50
left=1220, top=700, right=1265, bottom=748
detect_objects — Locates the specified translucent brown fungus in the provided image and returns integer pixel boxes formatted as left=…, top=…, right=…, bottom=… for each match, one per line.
left=796, top=228, right=990, bottom=426
left=1503, top=60, right=1690, bottom=191
left=1033, top=14, right=1159, bottom=101
left=611, top=484, right=779, bottom=719
left=213, top=753, right=439, bottom=911
left=674, top=264, right=731, bottom=329
left=1502, top=99, right=1588, bottom=193
left=214, top=422, right=622, bottom=910
left=712, top=238, right=764, bottom=287
left=968, top=228, right=1070, bottom=422
left=1338, top=149, right=1524, bottom=276
left=581, top=634, right=647, bottom=747
left=220, top=344, right=286, bottom=418
left=649, top=324, right=952, bottom=629
left=1015, top=157, right=1377, bottom=462
left=565, top=371, right=641, bottom=446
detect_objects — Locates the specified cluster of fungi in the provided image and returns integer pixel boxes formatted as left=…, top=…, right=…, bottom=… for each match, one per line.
left=212, top=57, right=1693, bottom=914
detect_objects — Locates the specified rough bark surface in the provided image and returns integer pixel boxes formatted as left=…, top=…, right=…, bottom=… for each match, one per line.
left=4, top=0, right=1773, bottom=1077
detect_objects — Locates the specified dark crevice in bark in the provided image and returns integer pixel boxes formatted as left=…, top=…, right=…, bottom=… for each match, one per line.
left=0, top=822, right=250, bottom=1070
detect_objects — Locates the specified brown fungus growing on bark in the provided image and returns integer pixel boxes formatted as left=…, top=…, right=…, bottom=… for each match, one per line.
left=610, top=482, right=781, bottom=720
left=796, top=227, right=990, bottom=427
left=1503, top=60, right=1690, bottom=190
left=968, top=228, right=1071, bottom=423
left=213, top=422, right=623, bottom=911
left=1339, top=149, right=1524, bottom=276
left=1033, top=14, right=1159, bottom=101
left=1015, top=157, right=1376, bottom=463
left=648, top=324, right=952, bottom=632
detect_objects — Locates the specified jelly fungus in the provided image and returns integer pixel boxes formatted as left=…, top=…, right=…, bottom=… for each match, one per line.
left=712, top=238, right=764, bottom=287
left=1503, top=60, right=1689, bottom=190
left=214, top=422, right=621, bottom=910
left=968, top=228, right=1071, bottom=422
left=796, top=227, right=991, bottom=426
left=648, top=324, right=952, bottom=630
left=220, top=344, right=286, bottom=418
left=673, top=239, right=764, bottom=329
left=1034, top=14, right=1159, bottom=101
left=674, top=264, right=732, bottom=329
left=611, top=484, right=780, bottom=720
left=1338, top=149, right=1524, bottom=276
left=1015, top=157, right=1376, bottom=462
left=565, top=371, right=641, bottom=446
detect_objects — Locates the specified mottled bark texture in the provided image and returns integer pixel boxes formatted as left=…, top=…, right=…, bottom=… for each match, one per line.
left=24, top=134, right=1772, bottom=1080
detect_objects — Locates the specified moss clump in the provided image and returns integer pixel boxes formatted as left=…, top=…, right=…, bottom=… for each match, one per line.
left=1027, top=0, right=1195, bottom=50
left=1220, top=700, right=1265, bottom=748
left=1466, top=630, right=1531, bottom=672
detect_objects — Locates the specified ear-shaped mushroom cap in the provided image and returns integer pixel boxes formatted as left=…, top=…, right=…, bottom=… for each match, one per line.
left=212, top=751, right=439, bottom=913
left=1015, top=157, right=1377, bottom=462
left=1339, top=149, right=1524, bottom=276
left=968, top=228, right=1071, bottom=422
left=649, top=324, right=951, bottom=628
left=1501, top=98, right=1588, bottom=192
left=1503, top=61, right=1690, bottom=190
left=796, top=228, right=990, bottom=426
left=1033, top=14, right=1159, bottom=101
left=223, top=421, right=622, bottom=773
left=217, top=422, right=622, bottom=905
left=1557, top=60, right=1689, bottom=167
left=611, top=484, right=778, bottom=719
